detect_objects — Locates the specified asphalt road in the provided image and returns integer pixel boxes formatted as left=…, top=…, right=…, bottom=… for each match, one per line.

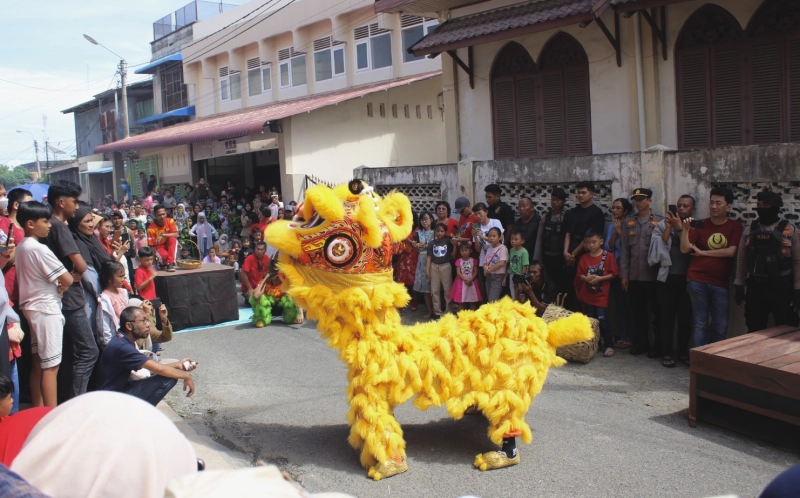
left=164, top=308, right=797, bottom=498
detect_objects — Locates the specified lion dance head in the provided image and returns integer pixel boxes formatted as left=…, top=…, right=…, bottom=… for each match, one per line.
left=264, top=180, right=413, bottom=314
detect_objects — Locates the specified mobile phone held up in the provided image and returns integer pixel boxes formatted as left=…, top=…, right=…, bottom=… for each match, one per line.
left=668, top=204, right=677, bottom=216
left=690, top=220, right=705, bottom=229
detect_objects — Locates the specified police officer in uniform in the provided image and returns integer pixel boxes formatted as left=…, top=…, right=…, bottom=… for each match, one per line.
left=621, top=188, right=664, bottom=356
left=734, top=190, right=800, bottom=331
left=534, top=187, right=569, bottom=298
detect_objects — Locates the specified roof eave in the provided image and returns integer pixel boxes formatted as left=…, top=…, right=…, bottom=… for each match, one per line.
left=410, top=10, right=596, bottom=56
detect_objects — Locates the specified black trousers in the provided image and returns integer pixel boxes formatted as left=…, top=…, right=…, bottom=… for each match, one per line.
left=657, top=274, right=692, bottom=358
left=542, top=254, right=568, bottom=295
left=629, top=280, right=661, bottom=353
left=744, top=278, right=799, bottom=332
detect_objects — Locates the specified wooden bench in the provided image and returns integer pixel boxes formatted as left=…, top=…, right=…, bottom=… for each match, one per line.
left=689, top=326, right=800, bottom=448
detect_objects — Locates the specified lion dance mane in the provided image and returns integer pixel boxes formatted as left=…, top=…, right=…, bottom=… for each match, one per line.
left=265, top=181, right=594, bottom=480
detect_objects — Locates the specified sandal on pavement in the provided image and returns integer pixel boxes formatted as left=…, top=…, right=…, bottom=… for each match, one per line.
left=662, top=357, right=677, bottom=368
left=616, top=340, right=633, bottom=349
left=679, top=356, right=690, bottom=366
left=603, top=347, right=615, bottom=357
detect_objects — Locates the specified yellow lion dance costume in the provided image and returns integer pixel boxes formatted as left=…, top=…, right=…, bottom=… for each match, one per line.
left=265, top=180, right=594, bottom=480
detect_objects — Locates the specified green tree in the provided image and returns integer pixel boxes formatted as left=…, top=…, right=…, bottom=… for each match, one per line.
left=0, top=165, right=33, bottom=188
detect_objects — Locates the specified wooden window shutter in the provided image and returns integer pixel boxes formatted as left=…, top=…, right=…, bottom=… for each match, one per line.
left=515, top=76, right=538, bottom=157
left=750, top=39, right=783, bottom=143
left=541, top=71, right=565, bottom=156
left=711, top=46, right=745, bottom=146
left=564, top=67, right=591, bottom=155
left=788, top=34, right=800, bottom=141
left=678, top=49, right=711, bottom=149
left=492, top=77, right=517, bottom=158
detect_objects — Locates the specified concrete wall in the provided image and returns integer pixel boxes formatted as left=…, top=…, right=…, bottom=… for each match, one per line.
left=151, top=24, right=194, bottom=60
left=283, top=75, right=447, bottom=199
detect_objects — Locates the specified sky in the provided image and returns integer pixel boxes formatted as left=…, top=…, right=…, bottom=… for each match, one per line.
left=0, top=0, right=195, bottom=166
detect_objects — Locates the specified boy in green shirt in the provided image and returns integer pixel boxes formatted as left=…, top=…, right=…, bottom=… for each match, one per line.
left=506, top=229, right=530, bottom=300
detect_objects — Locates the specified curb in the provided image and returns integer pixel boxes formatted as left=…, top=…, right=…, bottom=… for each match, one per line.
left=158, top=401, right=242, bottom=470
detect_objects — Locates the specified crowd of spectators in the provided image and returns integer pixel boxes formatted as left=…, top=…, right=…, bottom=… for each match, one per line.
left=393, top=182, right=771, bottom=368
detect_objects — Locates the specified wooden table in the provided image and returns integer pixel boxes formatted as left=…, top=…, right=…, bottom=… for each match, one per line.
left=689, top=326, right=800, bottom=448
left=153, top=263, right=239, bottom=331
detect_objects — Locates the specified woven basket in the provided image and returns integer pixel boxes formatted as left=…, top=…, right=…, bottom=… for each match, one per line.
left=541, top=305, right=600, bottom=364
left=176, top=240, right=202, bottom=270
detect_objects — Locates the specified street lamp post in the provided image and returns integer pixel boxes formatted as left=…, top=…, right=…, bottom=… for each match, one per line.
left=16, top=130, right=40, bottom=179
left=83, top=34, right=129, bottom=139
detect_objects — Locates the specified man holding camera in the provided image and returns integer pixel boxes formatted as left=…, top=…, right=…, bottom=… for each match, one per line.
left=734, top=190, right=800, bottom=332
left=97, top=306, right=196, bottom=406
left=679, top=188, right=743, bottom=347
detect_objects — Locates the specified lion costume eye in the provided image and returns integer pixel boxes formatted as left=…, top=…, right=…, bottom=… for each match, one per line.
left=324, top=235, right=358, bottom=267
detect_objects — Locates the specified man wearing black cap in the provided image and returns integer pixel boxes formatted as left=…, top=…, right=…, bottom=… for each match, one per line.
left=534, top=187, right=569, bottom=297
left=621, top=188, right=663, bottom=357
left=734, top=190, right=800, bottom=331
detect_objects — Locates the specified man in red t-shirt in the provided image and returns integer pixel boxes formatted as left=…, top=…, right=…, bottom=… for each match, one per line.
left=678, top=188, right=743, bottom=347
left=147, top=205, right=178, bottom=272
left=241, top=241, right=270, bottom=301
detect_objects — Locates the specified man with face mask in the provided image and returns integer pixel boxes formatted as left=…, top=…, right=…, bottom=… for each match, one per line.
left=734, top=190, right=800, bottom=332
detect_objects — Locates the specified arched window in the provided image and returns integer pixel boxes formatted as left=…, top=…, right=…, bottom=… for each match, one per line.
left=747, top=0, right=800, bottom=143
left=490, top=34, right=591, bottom=159
left=491, top=42, right=538, bottom=159
left=538, top=32, right=591, bottom=157
left=675, top=0, right=800, bottom=149
left=676, top=5, right=745, bottom=149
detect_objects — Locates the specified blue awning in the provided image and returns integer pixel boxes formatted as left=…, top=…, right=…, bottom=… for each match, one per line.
left=136, top=105, right=195, bottom=125
left=81, top=167, right=114, bottom=174
left=134, top=53, right=183, bottom=75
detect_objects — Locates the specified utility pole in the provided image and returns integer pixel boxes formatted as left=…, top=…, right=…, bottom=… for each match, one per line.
left=33, top=140, right=40, bottom=178
left=120, top=60, right=130, bottom=139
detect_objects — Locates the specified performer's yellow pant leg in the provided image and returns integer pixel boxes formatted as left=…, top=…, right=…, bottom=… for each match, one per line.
left=347, top=390, right=408, bottom=480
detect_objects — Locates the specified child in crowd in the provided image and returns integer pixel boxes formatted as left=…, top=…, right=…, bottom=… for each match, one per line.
left=238, top=237, right=253, bottom=269
left=180, top=247, right=192, bottom=261
left=0, top=374, right=13, bottom=418
left=507, top=229, right=530, bottom=300
left=449, top=241, right=482, bottom=311
left=98, top=261, right=129, bottom=348
left=203, top=247, right=221, bottom=264
left=483, top=227, right=508, bottom=302
left=226, top=253, right=240, bottom=279
left=574, top=229, right=618, bottom=358
left=16, top=201, right=73, bottom=408
left=472, top=202, right=503, bottom=297
left=413, top=211, right=435, bottom=319
left=426, top=223, right=454, bottom=317
left=135, top=246, right=158, bottom=301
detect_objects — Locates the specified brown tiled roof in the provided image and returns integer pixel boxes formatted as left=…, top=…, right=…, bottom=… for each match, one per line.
left=410, top=0, right=603, bottom=55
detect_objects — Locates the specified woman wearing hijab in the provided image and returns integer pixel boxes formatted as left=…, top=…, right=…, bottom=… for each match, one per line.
left=189, top=212, right=217, bottom=259
left=69, top=206, right=114, bottom=338
left=173, top=203, right=189, bottom=232
left=11, top=391, right=197, bottom=498
left=190, top=204, right=202, bottom=226
left=215, top=234, right=231, bottom=257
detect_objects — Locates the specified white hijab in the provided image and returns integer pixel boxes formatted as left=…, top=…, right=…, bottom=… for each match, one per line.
left=12, top=391, right=196, bottom=498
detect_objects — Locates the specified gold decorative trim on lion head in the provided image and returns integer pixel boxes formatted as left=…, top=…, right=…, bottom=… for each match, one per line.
left=265, top=180, right=413, bottom=288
